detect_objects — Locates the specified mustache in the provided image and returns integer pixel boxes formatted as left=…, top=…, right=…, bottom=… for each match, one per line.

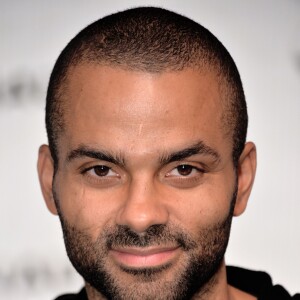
left=105, top=224, right=196, bottom=251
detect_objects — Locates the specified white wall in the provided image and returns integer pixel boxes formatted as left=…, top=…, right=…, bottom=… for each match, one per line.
left=1, top=1, right=299, bottom=299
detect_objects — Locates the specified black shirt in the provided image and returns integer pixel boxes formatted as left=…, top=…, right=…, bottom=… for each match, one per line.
left=55, top=266, right=300, bottom=300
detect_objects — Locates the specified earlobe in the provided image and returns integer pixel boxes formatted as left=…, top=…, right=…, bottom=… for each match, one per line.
left=37, top=145, right=58, bottom=215
left=234, top=142, right=257, bottom=216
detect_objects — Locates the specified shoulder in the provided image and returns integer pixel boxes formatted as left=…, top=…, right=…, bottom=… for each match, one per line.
left=54, top=288, right=88, bottom=300
left=227, top=266, right=300, bottom=300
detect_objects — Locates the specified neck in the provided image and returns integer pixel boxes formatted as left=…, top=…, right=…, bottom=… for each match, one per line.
left=190, top=260, right=230, bottom=300
left=85, top=283, right=106, bottom=300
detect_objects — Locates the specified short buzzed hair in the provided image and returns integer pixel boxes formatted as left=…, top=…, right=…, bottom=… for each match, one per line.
left=46, top=6, right=248, bottom=169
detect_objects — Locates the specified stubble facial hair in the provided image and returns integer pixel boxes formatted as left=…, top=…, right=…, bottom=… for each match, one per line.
left=54, top=187, right=237, bottom=300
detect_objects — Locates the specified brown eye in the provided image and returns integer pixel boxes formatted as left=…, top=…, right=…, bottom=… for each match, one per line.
left=93, top=165, right=110, bottom=176
left=176, top=165, right=193, bottom=176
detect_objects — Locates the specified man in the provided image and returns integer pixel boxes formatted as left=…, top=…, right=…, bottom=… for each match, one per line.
left=37, top=7, right=299, bottom=300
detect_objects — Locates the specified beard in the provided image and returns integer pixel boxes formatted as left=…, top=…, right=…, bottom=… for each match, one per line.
left=54, top=188, right=236, bottom=300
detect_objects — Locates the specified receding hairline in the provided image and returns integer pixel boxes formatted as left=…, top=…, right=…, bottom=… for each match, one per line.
left=46, top=6, right=247, bottom=168
left=57, top=60, right=235, bottom=141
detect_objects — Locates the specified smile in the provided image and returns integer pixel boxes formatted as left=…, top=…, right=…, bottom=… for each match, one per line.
left=110, top=246, right=181, bottom=269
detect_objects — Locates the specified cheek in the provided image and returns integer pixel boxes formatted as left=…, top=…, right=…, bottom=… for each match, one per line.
left=54, top=174, right=121, bottom=238
left=165, top=177, right=234, bottom=230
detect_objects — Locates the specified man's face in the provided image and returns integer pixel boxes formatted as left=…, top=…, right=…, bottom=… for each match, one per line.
left=51, top=65, right=239, bottom=299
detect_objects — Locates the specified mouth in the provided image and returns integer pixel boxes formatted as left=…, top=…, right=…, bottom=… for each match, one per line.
left=109, top=246, right=181, bottom=269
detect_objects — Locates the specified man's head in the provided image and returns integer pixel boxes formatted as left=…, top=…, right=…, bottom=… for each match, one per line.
left=38, top=7, right=256, bottom=300
left=45, top=6, right=247, bottom=170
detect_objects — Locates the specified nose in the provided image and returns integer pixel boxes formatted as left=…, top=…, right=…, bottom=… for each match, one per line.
left=116, top=178, right=169, bottom=233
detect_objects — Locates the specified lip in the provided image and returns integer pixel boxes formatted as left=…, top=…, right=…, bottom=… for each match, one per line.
left=110, top=246, right=180, bottom=269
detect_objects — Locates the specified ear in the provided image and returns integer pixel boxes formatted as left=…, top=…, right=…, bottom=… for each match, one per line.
left=234, top=142, right=257, bottom=216
left=37, top=145, right=58, bottom=215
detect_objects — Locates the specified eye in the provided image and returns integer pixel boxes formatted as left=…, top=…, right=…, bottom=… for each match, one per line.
left=174, top=165, right=194, bottom=176
left=166, top=164, right=204, bottom=177
left=87, top=165, right=118, bottom=177
left=80, top=164, right=121, bottom=187
left=164, top=163, right=206, bottom=189
left=93, top=165, right=111, bottom=176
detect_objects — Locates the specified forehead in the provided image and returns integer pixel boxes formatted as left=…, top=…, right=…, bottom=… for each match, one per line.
left=61, top=64, right=228, bottom=157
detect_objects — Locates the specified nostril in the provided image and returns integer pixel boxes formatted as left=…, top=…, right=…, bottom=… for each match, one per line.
left=116, top=200, right=169, bottom=234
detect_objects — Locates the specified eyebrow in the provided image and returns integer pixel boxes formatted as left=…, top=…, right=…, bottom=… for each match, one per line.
left=67, top=145, right=125, bottom=166
left=159, top=141, right=221, bottom=165
left=66, top=141, right=220, bottom=167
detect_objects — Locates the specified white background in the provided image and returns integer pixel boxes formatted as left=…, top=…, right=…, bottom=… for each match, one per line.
left=0, top=1, right=299, bottom=299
